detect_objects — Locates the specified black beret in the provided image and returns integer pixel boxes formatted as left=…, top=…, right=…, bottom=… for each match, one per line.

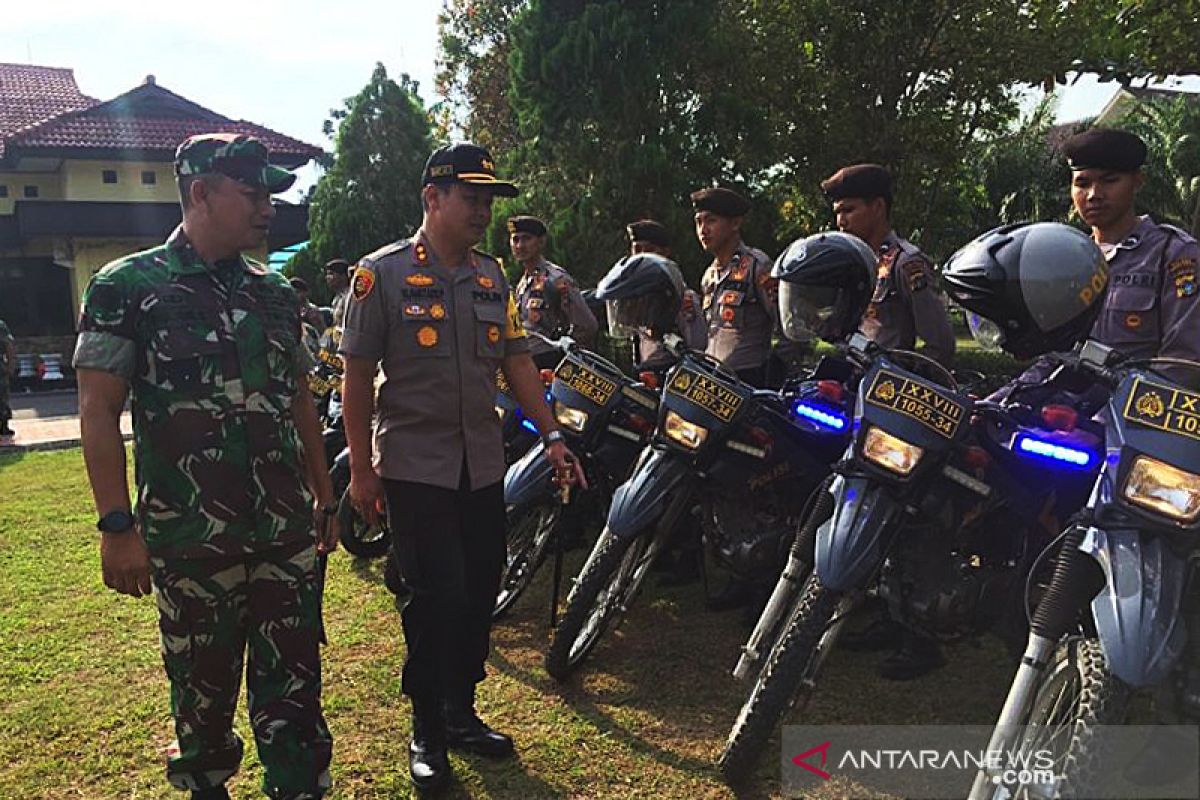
left=288, top=277, right=309, bottom=292
left=626, top=219, right=671, bottom=248
left=1062, top=128, right=1146, bottom=171
left=691, top=187, right=751, bottom=217
left=507, top=215, right=547, bottom=236
left=323, top=258, right=351, bottom=275
left=820, top=163, right=893, bottom=202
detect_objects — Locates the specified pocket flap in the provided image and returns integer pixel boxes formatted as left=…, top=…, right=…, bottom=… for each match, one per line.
left=1108, top=285, right=1157, bottom=312
left=474, top=303, right=506, bottom=324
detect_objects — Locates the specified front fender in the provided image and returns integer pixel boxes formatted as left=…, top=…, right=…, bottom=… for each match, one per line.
left=815, top=475, right=900, bottom=593
left=503, top=441, right=555, bottom=508
left=1081, top=526, right=1188, bottom=687
left=606, top=447, right=693, bottom=539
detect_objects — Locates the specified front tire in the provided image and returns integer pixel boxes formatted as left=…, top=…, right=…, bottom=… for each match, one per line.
left=493, top=502, right=561, bottom=620
left=720, top=574, right=846, bottom=785
left=544, top=527, right=657, bottom=681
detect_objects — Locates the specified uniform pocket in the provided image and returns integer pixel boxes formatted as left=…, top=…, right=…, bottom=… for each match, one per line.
left=398, top=316, right=450, bottom=358
left=1103, top=284, right=1160, bottom=344
left=150, top=331, right=222, bottom=394
left=475, top=303, right=507, bottom=358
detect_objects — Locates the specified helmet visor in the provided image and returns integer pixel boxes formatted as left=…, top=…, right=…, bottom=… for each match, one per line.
left=779, top=282, right=840, bottom=342
left=606, top=295, right=662, bottom=337
left=966, top=312, right=1004, bottom=351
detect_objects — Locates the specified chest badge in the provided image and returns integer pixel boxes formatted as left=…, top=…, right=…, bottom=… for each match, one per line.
left=487, top=325, right=501, bottom=343
left=352, top=268, right=376, bottom=301
left=406, top=273, right=435, bottom=287
left=404, top=303, right=427, bottom=317
left=414, top=242, right=429, bottom=265
left=478, top=274, right=495, bottom=289
left=417, top=325, right=439, bottom=347
left=430, top=303, right=446, bottom=320
left=1124, top=313, right=1143, bottom=330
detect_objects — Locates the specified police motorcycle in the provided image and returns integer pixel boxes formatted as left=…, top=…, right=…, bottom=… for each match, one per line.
left=543, top=254, right=852, bottom=681
left=497, top=255, right=678, bottom=619
left=718, top=225, right=1106, bottom=785
left=937, top=227, right=1200, bottom=799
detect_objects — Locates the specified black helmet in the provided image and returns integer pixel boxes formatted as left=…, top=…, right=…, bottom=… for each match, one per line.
left=594, top=253, right=685, bottom=338
left=943, top=222, right=1107, bottom=359
left=771, top=231, right=877, bottom=343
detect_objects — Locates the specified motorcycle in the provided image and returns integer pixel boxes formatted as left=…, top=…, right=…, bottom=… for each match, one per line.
left=718, top=332, right=1102, bottom=784
left=543, top=339, right=850, bottom=680
left=497, top=333, right=660, bottom=619
left=968, top=340, right=1200, bottom=799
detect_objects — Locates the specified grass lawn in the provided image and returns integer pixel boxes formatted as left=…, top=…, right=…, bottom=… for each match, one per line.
left=0, top=448, right=1016, bottom=799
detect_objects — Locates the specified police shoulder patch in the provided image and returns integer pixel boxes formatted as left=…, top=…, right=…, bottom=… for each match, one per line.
left=352, top=268, right=376, bottom=302
left=903, top=258, right=930, bottom=292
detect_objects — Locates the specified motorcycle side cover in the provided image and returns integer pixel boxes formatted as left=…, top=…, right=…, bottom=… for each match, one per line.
left=815, top=474, right=900, bottom=592
left=605, top=446, right=692, bottom=539
left=1081, top=525, right=1188, bottom=687
left=503, top=441, right=554, bottom=508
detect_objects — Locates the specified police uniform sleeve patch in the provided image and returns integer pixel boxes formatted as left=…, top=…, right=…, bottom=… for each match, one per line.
left=505, top=293, right=527, bottom=340
left=903, top=260, right=929, bottom=292
left=352, top=267, right=376, bottom=301
left=1169, top=258, right=1197, bottom=298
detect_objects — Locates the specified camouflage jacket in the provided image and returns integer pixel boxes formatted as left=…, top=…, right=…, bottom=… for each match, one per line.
left=73, top=227, right=315, bottom=558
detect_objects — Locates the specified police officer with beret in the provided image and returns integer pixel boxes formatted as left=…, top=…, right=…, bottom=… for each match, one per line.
left=692, top=187, right=783, bottom=386
left=340, top=143, right=584, bottom=792
left=510, top=215, right=598, bottom=366
left=626, top=219, right=707, bottom=365
left=821, top=163, right=955, bottom=368
left=324, top=258, right=352, bottom=325
left=994, top=128, right=1200, bottom=399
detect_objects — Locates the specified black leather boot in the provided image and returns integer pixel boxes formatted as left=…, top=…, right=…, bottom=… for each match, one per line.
left=445, top=685, right=514, bottom=758
left=410, top=697, right=452, bottom=792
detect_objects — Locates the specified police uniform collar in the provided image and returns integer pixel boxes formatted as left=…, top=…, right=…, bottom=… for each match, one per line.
left=165, top=225, right=262, bottom=277
left=880, top=230, right=901, bottom=253
left=413, top=228, right=479, bottom=273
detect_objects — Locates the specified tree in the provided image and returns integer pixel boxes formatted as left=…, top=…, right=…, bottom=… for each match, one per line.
left=287, top=64, right=433, bottom=301
left=1111, top=96, right=1200, bottom=234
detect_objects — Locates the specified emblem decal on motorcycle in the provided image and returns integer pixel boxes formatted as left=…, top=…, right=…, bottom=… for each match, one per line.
left=865, top=369, right=965, bottom=438
left=1123, top=377, right=1200, bottom=440
left=667, top=367, right=743, bottom=422
left=555, top=361, right=617, bottom=406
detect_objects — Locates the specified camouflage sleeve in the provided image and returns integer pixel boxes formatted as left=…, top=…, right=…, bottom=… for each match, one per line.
left=338, top=259, right=387, bottom=361
left=898, top=253, right=956, bottom=368
left=1159, top=237, right=1200, bottom=365
left=503, top=291, right=531, bottom=356
left=72, top=266, right=137, bottom=379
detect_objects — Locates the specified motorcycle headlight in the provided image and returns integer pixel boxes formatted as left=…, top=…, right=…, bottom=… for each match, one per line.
left=1121, top=455, right=1200, bottom=524
left=861, top=426, right=924, bottom=476
left=664, top=410, right=708, bottom=450
left=554, top=400, right=589, bottom=433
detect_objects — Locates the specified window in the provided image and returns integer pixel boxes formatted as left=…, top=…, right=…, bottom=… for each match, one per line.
left=0, top=185, right=7, bottom=198
left=102, top=170, right=118, bottom=184
left=141, top=170, right=156, bottom=185
left=23, top=185, right=38, bottom=198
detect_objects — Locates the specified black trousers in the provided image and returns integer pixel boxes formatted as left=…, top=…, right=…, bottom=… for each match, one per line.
left=383, top=474, right=506, bottom=700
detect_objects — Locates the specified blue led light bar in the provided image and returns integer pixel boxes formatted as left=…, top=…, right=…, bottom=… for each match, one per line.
left=520, top=417, right=540, bottom=435
left=1014, top=432, right=1095, bottom=469
left=791, top=400, right=848, bottom=431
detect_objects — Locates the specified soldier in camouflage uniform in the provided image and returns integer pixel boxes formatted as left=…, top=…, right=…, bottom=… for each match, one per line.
left=73, top=134, right=337, bottom=800
left=510, top=215, right=599, bottom=367
left=0, top=318, right=13, bottom=436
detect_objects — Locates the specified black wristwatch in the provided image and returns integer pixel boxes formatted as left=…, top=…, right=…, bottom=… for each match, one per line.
left=543, top=430, right=566, bottom=446
left=97, top=509, right=136, bottom=534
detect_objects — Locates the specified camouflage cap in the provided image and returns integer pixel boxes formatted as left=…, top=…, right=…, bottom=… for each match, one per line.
left=174, top=132, right=297, bottom=193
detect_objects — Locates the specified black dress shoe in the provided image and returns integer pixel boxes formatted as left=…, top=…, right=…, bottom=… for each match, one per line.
left=879, top=634, right=946, bottom=681
left=445, top=710, right=515, bottom=758
left=410, top=698, right=452, bottom=792
left=841, top=616, right=906, bottom=652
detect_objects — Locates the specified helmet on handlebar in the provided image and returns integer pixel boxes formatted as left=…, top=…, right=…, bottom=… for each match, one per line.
left=942, top=222, right=1107, bottom=359
left=771, top=231, right=876, bottom=343
left=594, top=253, right=685, bottom=338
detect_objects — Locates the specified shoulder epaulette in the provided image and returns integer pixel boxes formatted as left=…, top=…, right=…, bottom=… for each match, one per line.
left=1160, top=223, right=1197, bottom=245
left=362, top=238, right=413, bottom=264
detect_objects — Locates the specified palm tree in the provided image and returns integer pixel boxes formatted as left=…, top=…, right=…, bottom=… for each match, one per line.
left=1114, top=95, right=1200, bottom=235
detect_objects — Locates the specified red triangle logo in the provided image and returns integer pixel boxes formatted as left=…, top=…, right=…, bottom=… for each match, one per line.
left=792, top=740, right=832, bottom=780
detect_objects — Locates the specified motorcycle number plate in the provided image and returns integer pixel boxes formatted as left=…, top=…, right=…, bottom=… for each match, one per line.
left=555, top=361, right=617, bottom=406
left=864, top=368, right=965, bottom=438
left=667, top=368, right=742, bottom=422
left=1122, top=376, right=1200, bottom=441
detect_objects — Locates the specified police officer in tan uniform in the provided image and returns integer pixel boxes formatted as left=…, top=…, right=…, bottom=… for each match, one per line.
left=822, top=164, right=955, bottom=368
left=693, top=187, right=781, bottom=386
left=339, top=143, right=583, bottom=792
left=510, top=215, right=598, bottom=367
left=626, top=219, right=707, bottom=365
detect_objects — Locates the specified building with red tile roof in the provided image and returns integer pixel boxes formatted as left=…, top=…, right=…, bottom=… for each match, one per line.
left=0, top=64, right=321, bottom=348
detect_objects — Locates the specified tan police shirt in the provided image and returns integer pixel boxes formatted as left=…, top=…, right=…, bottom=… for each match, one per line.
left=859, top=231, right=956, bottom=367
left=701, top=242, right=778, bottom=372
left=515, top=258, right=598, bottom=355
left=339, top=232, right=529, bottom=490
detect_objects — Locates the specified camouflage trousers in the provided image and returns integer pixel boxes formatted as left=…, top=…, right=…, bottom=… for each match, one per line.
left=150, top=540, right=333, bottom=799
